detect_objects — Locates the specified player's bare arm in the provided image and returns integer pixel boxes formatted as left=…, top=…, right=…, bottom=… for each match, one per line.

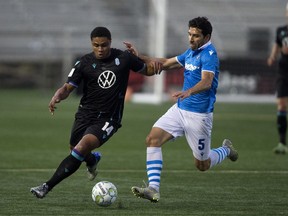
left=123, top=41, right=139, bottom=56
left=144, top=60, right=163, bottom=76
left=123, top=41, right=181, bottom=71
left=172, top=71, right=214, bottom=100
left=267, top=43, right=281, bottom=66
left=132, top=56, right=163, bottom=76
left=146, top=57, right=181, bottom=71
left=49, top=83, right=75, bottom=115
left=123, top=42, right=163, bottom=76
left=161, top=57, right=182, bottom=70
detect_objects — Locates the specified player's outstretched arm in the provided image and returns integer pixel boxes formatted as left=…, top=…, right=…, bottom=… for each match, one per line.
left=267, top=43, right=280, bottom=66
left=124, top=41, right=163, bottom=76
left=144, top=60, right=163, bottom=76
left=123, top=41, right=181, bottom=72
left=49, top=83, right=74, bottom=115
left=124, top=41, right=156, bottom=64
left=123, top=41, right=139, bottom=57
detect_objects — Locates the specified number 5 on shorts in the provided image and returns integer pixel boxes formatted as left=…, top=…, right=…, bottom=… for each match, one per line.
left=198, top=139, right=205, bottom=150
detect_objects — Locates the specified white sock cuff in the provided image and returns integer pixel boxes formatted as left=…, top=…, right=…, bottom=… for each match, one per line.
left=147, top=147, right=162, bottom=154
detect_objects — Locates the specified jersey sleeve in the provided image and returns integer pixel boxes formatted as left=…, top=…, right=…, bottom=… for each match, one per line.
left=124, top=50, right=146, bottom=73
left=67, top=60, right=82, bottom=88
left=201, top=49, right=218, bottom=74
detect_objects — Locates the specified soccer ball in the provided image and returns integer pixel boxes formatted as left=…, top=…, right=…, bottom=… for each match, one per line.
left=92, top=181, right=117, bottom=207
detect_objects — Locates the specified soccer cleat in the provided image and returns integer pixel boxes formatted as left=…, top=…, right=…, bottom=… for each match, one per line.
left=131, top=186, right=160, bottom=203
left=30, top=183, right=49, bottom=199
left=273, top=143, right=288, bottom=154
left=222, top=139, right=238, bottom=162
left=87, top=152, right=102, bottom=181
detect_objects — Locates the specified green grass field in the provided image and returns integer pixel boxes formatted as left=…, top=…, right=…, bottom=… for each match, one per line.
left=1, top=90, right=288, bottom=215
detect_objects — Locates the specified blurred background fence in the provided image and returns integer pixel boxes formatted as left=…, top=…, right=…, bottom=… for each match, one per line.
left=0, top=0, right=285, bottom=102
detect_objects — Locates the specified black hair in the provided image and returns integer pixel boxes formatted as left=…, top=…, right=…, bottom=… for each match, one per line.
left=90, top=27, right=111, bottom=40
left=188, top=17, right=212, bottom=37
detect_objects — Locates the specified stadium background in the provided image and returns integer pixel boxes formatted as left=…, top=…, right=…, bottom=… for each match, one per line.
left=0, top=0, right=284, bottom=102
left=1, top=1, right=288, bottom=215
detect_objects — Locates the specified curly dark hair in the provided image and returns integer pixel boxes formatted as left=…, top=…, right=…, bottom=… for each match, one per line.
left=188, top=17, right=212, bottom=37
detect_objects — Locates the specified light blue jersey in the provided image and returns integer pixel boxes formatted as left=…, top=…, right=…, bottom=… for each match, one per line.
left=176, top=41, right=219, bottom=113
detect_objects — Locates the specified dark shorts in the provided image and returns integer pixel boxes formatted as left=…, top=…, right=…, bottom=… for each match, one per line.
left=276, top=61, right=288, bottom=98
left=276, top=76, right=288, bottom=98
left=69, top=112, right=121, bottom=147
left=276, top=78, right=288, bottom=98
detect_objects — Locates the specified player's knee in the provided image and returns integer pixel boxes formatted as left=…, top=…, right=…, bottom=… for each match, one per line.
left=277, top=99, right=287, bottom=111
left=145, top=135, right=153, bottom=146
left=195, top=160, right=210, bottom=172
left=145, top=134, right=160, bottom=147
left=69, top=146, right=74, bottom=151
left=278, top=106, right=287, bottom=111
left=196, top=164, right=209, bottom=172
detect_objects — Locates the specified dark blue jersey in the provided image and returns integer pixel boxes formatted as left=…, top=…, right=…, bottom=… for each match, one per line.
left=67, top=48, right=145, bottom=122
left=275, top=25, right=288, bottom=78
left=276, top=25, right=288, bottom=49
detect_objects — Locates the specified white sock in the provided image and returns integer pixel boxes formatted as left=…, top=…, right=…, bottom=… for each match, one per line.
left=209, top=147, right=230, bottom=168
left=146, top=147, right=162, bottom=192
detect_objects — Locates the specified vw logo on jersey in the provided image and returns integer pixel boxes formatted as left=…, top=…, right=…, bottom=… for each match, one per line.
left=98, top=70, right=116, bottom=89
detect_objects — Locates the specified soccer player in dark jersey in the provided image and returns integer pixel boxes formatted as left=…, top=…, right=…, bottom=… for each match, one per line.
left=30, top=26, right=162, bottom=199
left=267, top=4, right=288, bottom=154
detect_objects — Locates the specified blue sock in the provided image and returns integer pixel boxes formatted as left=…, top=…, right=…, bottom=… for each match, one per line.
left=209, top=147, right=229, bottom=168
left=146, top=147, right=162, bottom=192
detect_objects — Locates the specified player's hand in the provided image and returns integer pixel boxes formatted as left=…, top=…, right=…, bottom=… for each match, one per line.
left=48, top=97, right=60, bottom=115
left=146, top=60, right=163, bottom=76
left=123, top=41, right=139, bottom=57
left=172, top=90, right=191, bottom=100
left=267, top=57, right=275, bottom=67
left=151, top=60, right=163, bottom=75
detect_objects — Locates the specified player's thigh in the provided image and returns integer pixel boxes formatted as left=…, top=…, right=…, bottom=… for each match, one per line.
left=276, top=77, right=288, bottom=106
left=277, top=97, right=288, bottom=111
left=70, top=118, right=90, bottom=147
left=70, top=118, right=119, bottom=148
left=74, top=134, right=101, bottom=155
left=183, top=112, right=213, bottom=161
left=276, top=76, right=288, bottom=98
left=276, top=77, right=288, bottom=110
left=151, top=104, right=184, bottom=145
left=84, top=119, right=119, bottom=146
left=146, top=127, right=174, bottom=147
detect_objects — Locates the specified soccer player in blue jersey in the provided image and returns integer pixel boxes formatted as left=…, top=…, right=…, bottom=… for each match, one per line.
left=124, top=16, right=238, bottom=202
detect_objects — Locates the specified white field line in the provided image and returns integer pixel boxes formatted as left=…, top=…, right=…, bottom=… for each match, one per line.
left=1, top=169, right=288, bottom=174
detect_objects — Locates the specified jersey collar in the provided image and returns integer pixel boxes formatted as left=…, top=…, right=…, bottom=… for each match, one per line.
left=198, top=40, right=211, bottom=51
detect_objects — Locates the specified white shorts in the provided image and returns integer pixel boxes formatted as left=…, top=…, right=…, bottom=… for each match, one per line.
left=153, top=104, right=213, bottom=161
